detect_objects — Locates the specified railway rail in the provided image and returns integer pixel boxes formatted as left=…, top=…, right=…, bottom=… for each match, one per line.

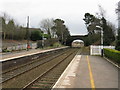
left=1, top=48, right=69, bottom=83
left=2, top=48, right=79, bottom=88
left=23, top=48, right=79, bottom=89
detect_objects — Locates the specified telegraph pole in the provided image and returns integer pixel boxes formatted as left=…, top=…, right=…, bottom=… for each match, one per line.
left=26, top=16, right=30, bottom=51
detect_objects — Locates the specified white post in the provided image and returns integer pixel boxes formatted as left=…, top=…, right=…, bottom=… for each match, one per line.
left=101, top=24, right=104, bottom=56
left=96, top=25, right=104, bottom=56
left=90, top=45, right=92, bottom=55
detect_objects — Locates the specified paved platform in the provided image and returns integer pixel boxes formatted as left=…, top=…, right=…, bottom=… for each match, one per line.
left=0, top=47, right=68, bottom=62
left=53, top=54, right=119, bottom=88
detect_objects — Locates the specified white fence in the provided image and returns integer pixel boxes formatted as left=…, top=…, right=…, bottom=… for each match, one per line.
left=90, top=45, right=115, bottom=55
left=0, top=43, right=37, bottom=52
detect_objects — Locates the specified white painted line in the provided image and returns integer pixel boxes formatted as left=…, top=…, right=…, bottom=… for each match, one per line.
left=104, top=57, right=120, bottom=69
left=0, top=47, right=69, bottom=62
left=52, top=53, right=81, bottom=89
left=1, top=50, right=47, bottom=62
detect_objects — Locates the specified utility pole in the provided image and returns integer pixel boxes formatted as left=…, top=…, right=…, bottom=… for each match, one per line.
left=98, top=5, right=105, bottom=56
left=26, top=16, right=30, bottom=51
left=42, top=31, right=44, bottom=48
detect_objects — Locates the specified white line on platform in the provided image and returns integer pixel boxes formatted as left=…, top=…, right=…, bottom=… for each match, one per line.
left=52, top=53, right=81, bottom=89
left=104, top=57, right=120, bottom=69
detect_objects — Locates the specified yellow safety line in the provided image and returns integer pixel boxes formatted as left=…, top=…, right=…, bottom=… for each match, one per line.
left=86, top=55, right=95, bottom=90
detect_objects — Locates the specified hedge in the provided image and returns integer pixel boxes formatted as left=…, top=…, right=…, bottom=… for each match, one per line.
left=104, top=48, right=120, bottom=64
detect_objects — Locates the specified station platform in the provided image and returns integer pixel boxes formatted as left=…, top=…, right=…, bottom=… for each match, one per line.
left=53, top=54, right=119, bottom=88
left=0, top=47, right=68, bottom=62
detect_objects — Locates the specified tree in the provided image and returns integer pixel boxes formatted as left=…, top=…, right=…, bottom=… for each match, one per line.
left=101, top=17, right=115, bottom=45
left=6, top=19, right=15, bottom=39
left=115, top=1, right=120, bottom=50
left=83, top=13, right=101, bottom=35
left=1, top=13, right=44, bottom=41
left=1, top=13, right=10, bottom=40
left=2, top=17, right=6, bottom=39
left=98, top=5, right=106, bottom=18
left=83, top=12, right=115, bottom=45
left=30, top=30, right=42, bottom=41
left=40, top=18, right=54, bottom=39
left=98, top=5, right=115, bottom=45
left=83, top=13, right=101, bottom=45
left=116, top=28, right=120, bottom=50
left=52, top=19, right=70, bottom=44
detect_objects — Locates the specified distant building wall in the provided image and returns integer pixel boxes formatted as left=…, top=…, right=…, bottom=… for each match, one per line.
left=1, top=43, right=37, bottom=52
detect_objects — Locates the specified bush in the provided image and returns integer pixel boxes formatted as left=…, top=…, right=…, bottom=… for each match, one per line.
left=53, top=42, right=62, bottom=48
left=37, top=40, right=42, bottom=48
left=116, top=40, right=120, bottom=51
left=104, top=48, right=120, bottom=64
left=44, top=34, right=50, bottom=39
left=2, top=48, right=10, bottom=52
left=30, top=30, right=42, bottom=41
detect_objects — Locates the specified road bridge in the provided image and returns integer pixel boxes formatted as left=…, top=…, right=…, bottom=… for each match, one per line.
left=66, top=35, right=88, bottom=46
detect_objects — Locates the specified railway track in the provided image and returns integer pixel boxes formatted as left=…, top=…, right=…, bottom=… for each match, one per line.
left=2, top=48, right=79, bottom=88
left=1, top=48, right=69, bottom=83
left=22, top=48, right=79, bottom=89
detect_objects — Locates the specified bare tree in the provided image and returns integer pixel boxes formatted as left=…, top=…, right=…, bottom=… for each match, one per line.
left=40, top=18, right=55, bottom=39
left=98, top=5, right=106, bottom=18
left=116, top=1, right=120, bottom=14
left=116, top=1, right=120, bottom=29
left=1, top=12, right=10, bottom=40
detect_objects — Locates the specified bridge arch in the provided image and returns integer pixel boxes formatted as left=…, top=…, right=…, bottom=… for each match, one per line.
left=66, top=35, right=88, bottom=46
left=72, top=39, right=84, bottom=47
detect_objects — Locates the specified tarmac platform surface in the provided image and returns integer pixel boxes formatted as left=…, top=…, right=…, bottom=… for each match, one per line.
left=53, top=54, right=119, bottom=88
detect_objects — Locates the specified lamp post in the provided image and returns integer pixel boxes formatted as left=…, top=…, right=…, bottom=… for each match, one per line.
left=96, top=25, right=103, bottom=56
left=101, top=28, right=104, bottom=57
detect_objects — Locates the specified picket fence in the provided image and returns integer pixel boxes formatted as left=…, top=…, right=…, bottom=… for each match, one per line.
left=90, top=45, right=115, bottom=55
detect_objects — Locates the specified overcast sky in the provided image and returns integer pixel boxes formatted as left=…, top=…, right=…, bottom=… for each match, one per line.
left=0, top=0, right=119, bottom=35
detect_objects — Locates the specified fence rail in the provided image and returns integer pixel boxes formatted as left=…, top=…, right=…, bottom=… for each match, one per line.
left=90, top=45, right=115, bottom=55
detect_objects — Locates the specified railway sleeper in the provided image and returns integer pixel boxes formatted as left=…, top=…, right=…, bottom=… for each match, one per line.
left=37, top=81, right=55, bottom=84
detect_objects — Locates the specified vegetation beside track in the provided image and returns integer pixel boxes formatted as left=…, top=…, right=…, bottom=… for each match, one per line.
left=104, top=48, right=120, bottom=64
left=81, top=47, right=90, bottom=55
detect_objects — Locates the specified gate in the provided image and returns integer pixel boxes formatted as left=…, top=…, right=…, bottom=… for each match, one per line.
left=90, top=45, right=115, bottom=55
